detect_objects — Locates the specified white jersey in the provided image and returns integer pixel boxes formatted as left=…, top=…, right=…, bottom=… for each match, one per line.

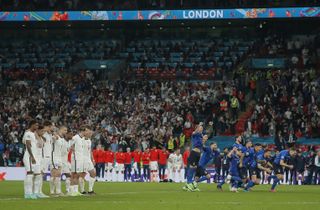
left=52, top=136, right=64, bottom=160
left=61, top=138, right=70, bottom=162
left=71, top=134, right=85, bottom=161
left=35, top=134, right=44, bottom=158
left=42, top=132, right=52, bottom=158
left=22, top=130, right=38, bottom=159
left=83, top=139, right=92, bottom=160
left=168, top=153, right=183, bottom=167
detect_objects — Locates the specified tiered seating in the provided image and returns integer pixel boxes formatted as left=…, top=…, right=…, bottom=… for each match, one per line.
left=121, top=39, right=254, bottom=80
left=0, top=40, right=119, bottom=70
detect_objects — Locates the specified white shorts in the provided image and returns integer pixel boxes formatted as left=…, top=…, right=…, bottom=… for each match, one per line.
left=115, top=163, right=124, bottom=172
left=71, top=159, right=84, bottom=173
left=150, top=161, right=158, bottom=171
left=62, top=162, right=71, bottom=174
left=84, top=161, right=95, bottom=172
left=23, top=156, right=41, bottom=174
left=106, top=162, right=114, bottom=171
left=41, top=157, right=51, bottom=173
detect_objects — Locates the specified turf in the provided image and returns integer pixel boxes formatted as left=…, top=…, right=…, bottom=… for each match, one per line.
left=0, top=181, right=319, bottom=210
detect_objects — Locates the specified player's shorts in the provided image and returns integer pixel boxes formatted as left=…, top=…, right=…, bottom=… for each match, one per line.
left=239, top=167, right=248, bottom=179
left=23, top=156, right=41, bottom=174
left=150, top=161, right=158, bottom=171
left=84, top=161, right=95, bottom=172
left=229, top=168, right=240, bottom=177
left=106, top=162, right=114, bottom=171
left=71, top=159, right=84, bottom=173
left=249, top=167, right=261, bottom=179
left=273, top=163, right=284, bottom=175
left=115, top=163, right=124, bottom=172
left=61, top=162, right=71, bottom=174
left=187, top=150, right=201, bottom=167
left=195, top=166, right=208, bottom=178
left=41, top=157, right=51, bottom=173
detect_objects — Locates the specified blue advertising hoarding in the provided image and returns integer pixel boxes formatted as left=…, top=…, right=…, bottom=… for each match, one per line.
left=0, top=7, right=319, bottom=21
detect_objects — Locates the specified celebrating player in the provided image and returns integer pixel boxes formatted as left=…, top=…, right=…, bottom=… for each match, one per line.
left=270, top=148, right=296, bottom=192
left=193, top=142, right=220, bottom=191
left=183, top=124, right=208, bottom=192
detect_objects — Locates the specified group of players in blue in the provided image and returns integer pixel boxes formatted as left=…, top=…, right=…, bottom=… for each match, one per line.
left=183, top=124, right=297, bottom=192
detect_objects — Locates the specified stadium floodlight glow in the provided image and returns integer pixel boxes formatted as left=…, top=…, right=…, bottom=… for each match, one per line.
left=0, top=7, right=319, bottom=21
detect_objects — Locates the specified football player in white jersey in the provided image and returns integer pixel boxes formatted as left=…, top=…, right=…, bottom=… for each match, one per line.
left=61, top=132, right=72, bottom=194
left=39, top=121, right=53, bottom=197
left=69, top=126, right=90, bottom=196
left=33, top=125, right=51, bottom=198
left=79, top=129, right=96, bottom=195
left=23, top=120, right=39, bottom=199
left=49, top=126, right=68, bottom=196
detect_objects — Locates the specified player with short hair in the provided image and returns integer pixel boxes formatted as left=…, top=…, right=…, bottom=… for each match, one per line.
left=192, top=142, right=220, bottom=191
left=22, top=120, right=40, bottom=199
left=50, top=126, right=68, bottom=196
left=217, top=147, right=243, bottom=192
left=69, top=126, right=89, bottom=196
left=270, top=148, right=296, bottom=192
left=61, top=131, right=72, bottom=193
left=183, top=125, right=208, bottom=192
left=104, top=147, right=115, bottom=182
left=242, top=143, right=263, bottom=192
left=79, top=128, right=96, bottom=195
left=40, top=121, right=53, bottom=197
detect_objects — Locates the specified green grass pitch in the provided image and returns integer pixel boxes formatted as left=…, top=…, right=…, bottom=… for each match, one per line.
left=0, top=181, right=319, bottom=210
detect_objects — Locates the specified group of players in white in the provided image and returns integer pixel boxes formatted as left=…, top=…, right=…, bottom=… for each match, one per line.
left=23, top=120, right=96, bottom=199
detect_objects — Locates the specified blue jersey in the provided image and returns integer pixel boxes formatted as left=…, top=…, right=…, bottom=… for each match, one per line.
left=198, top=146, right=220, bottom=168
left=229, top=153, right=240, bottom=175
left=242, top=147, right=256, bottom=168
left=191, top=132, right=203, bottom=149
left=233, top=142, right=244, bottom=151
left=274, top=150, right=290, bottom=165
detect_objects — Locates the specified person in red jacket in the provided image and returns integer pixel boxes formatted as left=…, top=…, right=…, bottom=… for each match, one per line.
left=93, top=144, right=105, bottom=181
left=150, top=146, right=159, bottom=181
left=141, top=148, right=151, bottom=182
left=183, top=146, right=190, bottom=180
left=115, top=148, right=125, bottom=182
left=158, top=147, right=170, bottom=181
left=104, top=147, right=114, bottom=182
left=124, top=147, right=133, bottom=182
left=132, top=148, right=142, bottom=180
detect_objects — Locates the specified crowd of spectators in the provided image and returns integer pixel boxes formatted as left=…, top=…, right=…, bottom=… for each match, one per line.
left=0, top=67, right=245, bottom=166
left=1, top=0, right=319, bottom=11
left=244, top=68, right=320, bottom=141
